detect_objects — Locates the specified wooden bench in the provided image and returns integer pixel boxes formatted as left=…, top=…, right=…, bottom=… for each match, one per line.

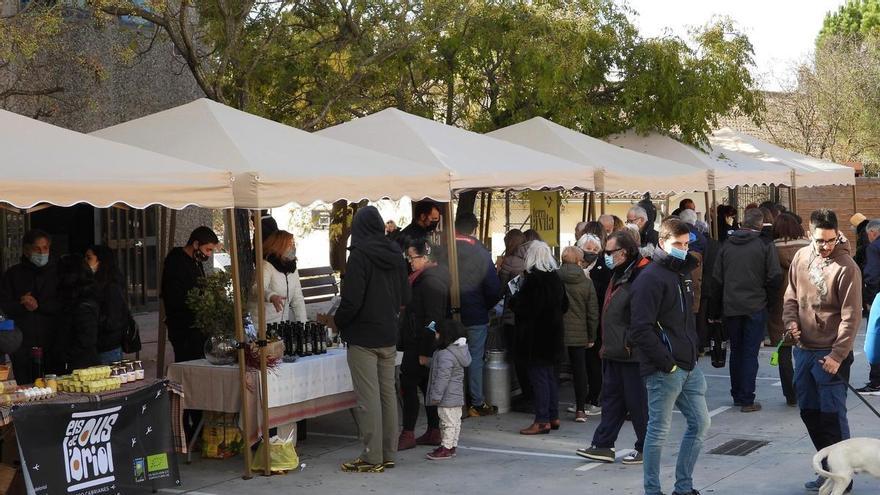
left=298, top=266, right=339, bottom=303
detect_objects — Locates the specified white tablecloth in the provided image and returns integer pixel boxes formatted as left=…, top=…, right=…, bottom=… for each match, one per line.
left=264, top=348, right=352, bottom=408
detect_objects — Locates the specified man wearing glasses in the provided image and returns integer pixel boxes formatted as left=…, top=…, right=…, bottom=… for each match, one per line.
left=783, top=209, right=862, bottom=492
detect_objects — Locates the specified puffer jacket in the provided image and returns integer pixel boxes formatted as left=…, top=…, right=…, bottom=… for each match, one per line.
left=710, top=229, right=781, bottom=318
left=399, top=264, right=450, bottom=356
left=251, top=259, right=307, bottom=325
left=427, top=339, right=472, bottom=408
left=558, top=263, right=599, bottom=347
left=600, top=256, right=650, bottom=362
left=767, top=238, right=810, bottom=345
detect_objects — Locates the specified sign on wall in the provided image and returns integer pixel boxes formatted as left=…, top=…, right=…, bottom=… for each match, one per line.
left=528, top=191, right=561, bottom=247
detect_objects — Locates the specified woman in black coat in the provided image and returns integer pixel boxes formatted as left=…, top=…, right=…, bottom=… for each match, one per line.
left=397, top=240, right=450, bottom=450
left=56, top=254, right=101, bottom=373
left=86, top=245, right=128, bottom=364
left=511, top=241, right=568, bottom=435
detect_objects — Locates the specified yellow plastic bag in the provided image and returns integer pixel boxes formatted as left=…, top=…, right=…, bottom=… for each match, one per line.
left=201, top=412, right=244, bottom=459
left=250, top=431, right=299, bottom=473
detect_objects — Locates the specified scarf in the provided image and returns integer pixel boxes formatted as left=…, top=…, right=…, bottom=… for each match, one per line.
left=408, top=261, right=438, bottom=286
left=267, top=254, right=297, bottom=275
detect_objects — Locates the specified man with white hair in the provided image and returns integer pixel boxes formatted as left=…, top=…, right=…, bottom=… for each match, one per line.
left=856, top=219, right=880, bottom=394
left=599, top=215, right=615, bottom=235
left=626, top=206, right=659, bottom=254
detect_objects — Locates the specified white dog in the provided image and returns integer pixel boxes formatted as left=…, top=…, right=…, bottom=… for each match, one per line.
left=812, top=437, right=880, bottom=495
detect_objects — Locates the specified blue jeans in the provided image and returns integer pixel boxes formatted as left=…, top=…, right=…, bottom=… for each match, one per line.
left=724, top=309, right=768, bottom=405
left=99, top=347, right=124, bottom=365
left=467, top=324, right=489, bottom=405
left=794, top=348, right=852, bottom=451
left=643, top=367, right=710, bottom=495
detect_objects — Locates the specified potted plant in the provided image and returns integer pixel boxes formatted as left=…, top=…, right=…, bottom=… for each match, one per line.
left=187, top=271, right=237, bottom=365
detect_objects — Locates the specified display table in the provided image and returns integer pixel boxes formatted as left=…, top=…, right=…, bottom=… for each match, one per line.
left=0, top=379, right=187, bottom=453
left=167, top=348, right=400, bottom=447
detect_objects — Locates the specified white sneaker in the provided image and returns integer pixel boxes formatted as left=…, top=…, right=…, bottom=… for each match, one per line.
left=585, top=405, right=602, bottom=416
left=566, top=405, right=576, bottom=413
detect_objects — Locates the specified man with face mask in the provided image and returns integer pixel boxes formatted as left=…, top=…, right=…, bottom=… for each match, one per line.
left=0, top=229, right=61, bottom=384
left=626, top=205, right=659, bottom=255
left=161, top=226, right=220, bottom=364
left=399, top=201, right=441, bottom=244
left=629, top=218, right=709, bottom=495
left=784, top=209, right=862, bottom=492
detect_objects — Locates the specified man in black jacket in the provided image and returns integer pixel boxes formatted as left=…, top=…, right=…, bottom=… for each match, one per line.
left=335, top=206, right=410, bottom=473
left=161, top=226, right=219, bottom=363
left=711, top=208, right=781, bottom=413
left=0, top=229, right=61, bottom=384
left=630, top=218, right=709, bottom=495
left=627, top=205, right=659, bottom=254
left=398, top=201, right=441, bottom=244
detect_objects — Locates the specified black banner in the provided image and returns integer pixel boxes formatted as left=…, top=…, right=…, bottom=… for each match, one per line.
left=12, top=381, right=181, bottom=495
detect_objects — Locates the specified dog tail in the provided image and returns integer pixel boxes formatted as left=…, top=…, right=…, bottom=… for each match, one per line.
left=812, top=446, right=842, bottom=482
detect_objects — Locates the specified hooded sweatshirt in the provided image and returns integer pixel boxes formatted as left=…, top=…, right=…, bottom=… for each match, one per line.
left=335, top=206, right=410, bottom=348
left=711, top=229, right=781, bottom=318
left=783, top=238, right=862, bottom=364
left=427, top=337, right=472, bottom=408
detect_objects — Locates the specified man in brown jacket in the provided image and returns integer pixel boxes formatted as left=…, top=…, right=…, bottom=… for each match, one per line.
left=783, top=209, right=862, bottom=492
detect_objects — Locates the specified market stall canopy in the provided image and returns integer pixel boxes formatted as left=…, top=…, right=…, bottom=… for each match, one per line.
left=709, top=128, right=855, bottom=188
left=606, top=129, right=793, bottom=190
left=317, top=108, right=594, bottom=192
left=92, top=99, right=451, bottom=208
left=0, top=109, right=234, bottom=209
left=489, top=117, right=708, bottom=194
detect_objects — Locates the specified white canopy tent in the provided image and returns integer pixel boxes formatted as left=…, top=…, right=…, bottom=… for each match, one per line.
left=606, top=129, right=793, bottom=190
left=316, top=108, right=595, bottom=192
left=93, top=98, right=451, bottom=208
left=0, top=109, right=234, bottom=209
left=709, top=127, right=855, bottom=188
left=488, top=117, right=708, bottom=194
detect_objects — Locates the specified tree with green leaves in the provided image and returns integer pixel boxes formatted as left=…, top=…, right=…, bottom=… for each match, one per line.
left=819, top=0, right=880, bottom=42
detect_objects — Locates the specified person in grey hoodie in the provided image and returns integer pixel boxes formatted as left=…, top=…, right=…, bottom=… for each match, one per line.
left=426, top=319, right=472, bottom=460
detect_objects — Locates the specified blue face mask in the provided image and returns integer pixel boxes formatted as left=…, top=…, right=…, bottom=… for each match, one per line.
left=668, top=247, right=688, bottom=261
left=604, top=254, right=616, bottom=269
left=29, top=253, right=49, bottom=268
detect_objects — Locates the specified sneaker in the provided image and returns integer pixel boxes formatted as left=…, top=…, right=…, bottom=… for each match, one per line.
left=672, top=491, right=701, bottom=495
left=855, top=383, right=880, bottom=395
left=740, top=402, right=762, bottom=413
left=566, top=405, right=577, bottom=413
left=574, top=411, right=587, bottom=423
left=621, top=451, right=643, bottom=465
left=584, top=404, right=602, bottom=416
left=397, top=430, right=416, bottom=451
left=804, top=476, right=825, bottom=491
left=341, top=458, right=385, bottom=473
left=468, top=403, right=497, bottom=417
left=426, top=446, right=455, bottom=460
left=575, top=446, right=615, bottom=463
left=382, top=460, right=395, bottom=469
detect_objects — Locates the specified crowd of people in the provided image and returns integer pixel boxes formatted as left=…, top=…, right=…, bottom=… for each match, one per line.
left=330, top=198, right=875, bottom=495
left=0, top=229, right=133, bottom=383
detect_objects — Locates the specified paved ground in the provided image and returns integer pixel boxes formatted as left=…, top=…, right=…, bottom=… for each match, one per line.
left=142, top=319, right=880, bottom=495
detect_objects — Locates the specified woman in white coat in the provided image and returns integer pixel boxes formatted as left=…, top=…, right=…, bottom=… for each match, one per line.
left=252, top=230, right=307, bottom=324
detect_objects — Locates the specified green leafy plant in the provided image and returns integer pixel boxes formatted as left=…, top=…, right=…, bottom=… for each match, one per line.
left=186, top=271, right=235, bottom=338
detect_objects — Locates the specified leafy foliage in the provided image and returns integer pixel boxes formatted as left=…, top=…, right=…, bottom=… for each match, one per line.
left=186, top=271, right=236, bottom=338
left=819, top=0, right=880, bottom=43
left=0, top=3, right=65, bottom=110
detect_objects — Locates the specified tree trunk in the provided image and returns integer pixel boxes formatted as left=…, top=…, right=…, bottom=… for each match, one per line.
left=235, top=208, right=254, bottom=302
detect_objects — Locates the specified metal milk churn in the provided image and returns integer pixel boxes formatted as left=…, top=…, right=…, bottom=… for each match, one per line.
left=484, top=350, right=511, bottom=414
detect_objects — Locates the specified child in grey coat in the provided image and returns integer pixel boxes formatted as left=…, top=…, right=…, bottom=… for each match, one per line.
left=426, top=320, right=471, bottom=460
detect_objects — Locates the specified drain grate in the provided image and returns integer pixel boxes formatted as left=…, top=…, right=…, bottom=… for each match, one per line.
left=708, top=439, right=769, bottom=456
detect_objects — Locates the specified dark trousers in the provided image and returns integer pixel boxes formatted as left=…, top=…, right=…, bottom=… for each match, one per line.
left=568, top=346, right=602, bottom=410
left=795, top=348, right=853, bottom=451
left=870, top=362, right=880, bottom=386
left=170, top=327, right=207, bottom=442
left=777, top=345, right=795, bottom=402
left=505, top=324, right=532, bottom=400
left=528, top=365, right=559, bottom=423
left=591, top=360, right=648, bottom=452
left=724, top=309, right=767, bottom=405
left=400, top=351, right=439, bottom=431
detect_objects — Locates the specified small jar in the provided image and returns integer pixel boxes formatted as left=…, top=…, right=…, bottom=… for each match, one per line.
left=134, top=361, right=144, bottom=380
left=45, top=374, right=58, bottom=393
left=125, top=362, right=136, bottom=383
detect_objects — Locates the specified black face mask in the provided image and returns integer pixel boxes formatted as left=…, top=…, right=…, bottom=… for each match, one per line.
left=426, top=220, right=440, bottom=232
left=582, top=252, right=599, bottom=266
left=193, top=244, right=210, bottom=262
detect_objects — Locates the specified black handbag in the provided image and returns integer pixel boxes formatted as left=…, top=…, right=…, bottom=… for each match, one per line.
left=708, top=320, right=727, bottom=368
left=122, top=312, right=142, bottom=354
